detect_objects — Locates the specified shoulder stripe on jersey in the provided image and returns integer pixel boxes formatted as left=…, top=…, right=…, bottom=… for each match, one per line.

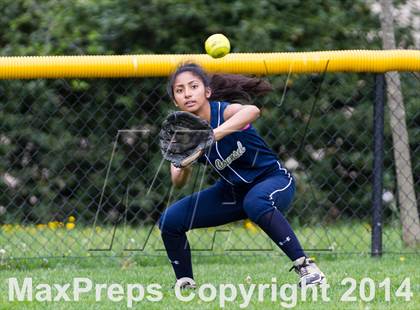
left=216, top=101, right=252, bottom=183
left=217, top=101, right=221, bottom=126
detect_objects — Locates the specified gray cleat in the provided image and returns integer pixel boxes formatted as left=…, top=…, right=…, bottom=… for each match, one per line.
left=290, top=257, right=326, bottom=287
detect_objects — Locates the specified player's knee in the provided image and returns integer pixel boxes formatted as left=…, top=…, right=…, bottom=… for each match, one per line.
left=242, top=195, right=269, bottom=223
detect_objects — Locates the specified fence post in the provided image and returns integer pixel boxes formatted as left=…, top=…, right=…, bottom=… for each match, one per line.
left=372, top=74, right=385, bottom=257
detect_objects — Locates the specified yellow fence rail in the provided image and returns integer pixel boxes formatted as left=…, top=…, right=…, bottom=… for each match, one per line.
left=0, top=50, right=419, bottom=79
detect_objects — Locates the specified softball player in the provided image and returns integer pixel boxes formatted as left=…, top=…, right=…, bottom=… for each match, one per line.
left=158, top=63, right=325, bottom=288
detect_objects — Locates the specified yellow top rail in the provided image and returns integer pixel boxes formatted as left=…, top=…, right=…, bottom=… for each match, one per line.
left=0, top=50, right=419, bottom=79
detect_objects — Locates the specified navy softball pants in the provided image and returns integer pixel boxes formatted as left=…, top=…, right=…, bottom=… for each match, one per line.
left=158, top=171, right=305, bottom=279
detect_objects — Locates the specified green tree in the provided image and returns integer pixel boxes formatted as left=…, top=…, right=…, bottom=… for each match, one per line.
left=0, top=0, right=416, bottom=225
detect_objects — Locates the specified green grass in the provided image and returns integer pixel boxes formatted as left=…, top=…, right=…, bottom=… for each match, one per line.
left=0, top=221, right=417, bottom=259
left=0, top=222, right=419, bottom=309
left=0, top=254, right=419, bottom=309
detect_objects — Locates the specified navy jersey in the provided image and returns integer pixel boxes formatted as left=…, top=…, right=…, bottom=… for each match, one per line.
left=198, top=101, right=291, bottom=186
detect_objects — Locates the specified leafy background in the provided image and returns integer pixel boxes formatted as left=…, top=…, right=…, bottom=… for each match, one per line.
left=0, top=0, right=418, bottom=226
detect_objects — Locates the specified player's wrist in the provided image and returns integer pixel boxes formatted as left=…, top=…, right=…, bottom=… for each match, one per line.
left=213, top=128, right=225, bottom=141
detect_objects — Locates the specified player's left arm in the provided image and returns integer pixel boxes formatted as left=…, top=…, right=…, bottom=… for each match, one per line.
left=213, top=103, right=260, bottom=141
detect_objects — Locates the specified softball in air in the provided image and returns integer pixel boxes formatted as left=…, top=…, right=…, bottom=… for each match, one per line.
left=205, top=34, right=230, bottom=58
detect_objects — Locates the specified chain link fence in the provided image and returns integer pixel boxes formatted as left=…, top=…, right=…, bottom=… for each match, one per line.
left=0, top=72, right=418, bottom=259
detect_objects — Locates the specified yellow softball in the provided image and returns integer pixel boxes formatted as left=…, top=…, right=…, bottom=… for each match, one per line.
left=205, top=34, right=231, bottom=58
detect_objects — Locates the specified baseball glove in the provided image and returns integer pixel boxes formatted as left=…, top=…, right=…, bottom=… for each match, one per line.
left=159, top=111, right=215, bottom=168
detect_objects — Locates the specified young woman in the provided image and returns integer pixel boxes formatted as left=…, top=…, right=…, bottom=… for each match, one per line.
left=158, top=63, right=325, bottom=288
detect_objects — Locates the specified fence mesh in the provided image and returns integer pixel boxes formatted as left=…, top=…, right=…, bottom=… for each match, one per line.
left=0, top=72, right=418, bottom=259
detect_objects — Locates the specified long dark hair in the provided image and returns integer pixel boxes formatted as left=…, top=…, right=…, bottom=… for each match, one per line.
left=167, top=63, right=272, bottom=103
